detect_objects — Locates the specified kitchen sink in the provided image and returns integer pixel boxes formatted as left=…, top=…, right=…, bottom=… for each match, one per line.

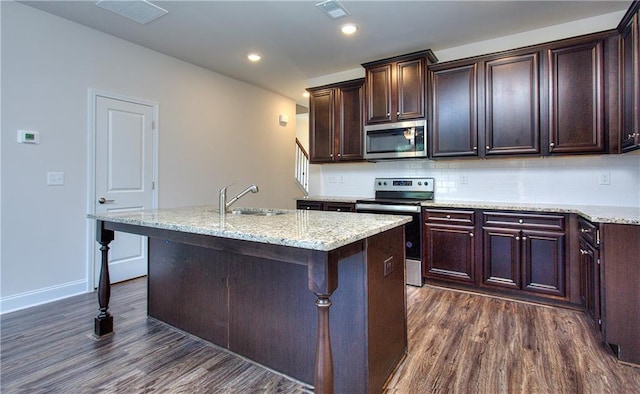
left=230, top=208, right=287, bottom=216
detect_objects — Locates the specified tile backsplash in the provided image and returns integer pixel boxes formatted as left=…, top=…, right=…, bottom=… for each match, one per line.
left=310, top=155, right=640, bottom=207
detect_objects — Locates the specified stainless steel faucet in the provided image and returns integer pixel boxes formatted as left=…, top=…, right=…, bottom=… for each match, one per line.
left=219, top=184, right=259, bottom=218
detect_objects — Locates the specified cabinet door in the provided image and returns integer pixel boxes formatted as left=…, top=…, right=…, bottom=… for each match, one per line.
left=548, top=40, right=605, bottom=153
left=430, top=63, right=478, bottom=157
left=482, top=227, right=521, bottom=289
left=485, top=52, right=540, bottom=155
left=424, top=224, right=475, bottom=283
left=337, top=82, right=364, bottom=161
left=309, top=89, right=335, bottom=162
left=397, top=58, right=425, bottom=120
left=579, top=239, right=601, bottom=332
left=365, top=64, right=393, bottom=124
left=521, top=229, right=565, bottom=296
left=620, top=12, right=640, bottom=152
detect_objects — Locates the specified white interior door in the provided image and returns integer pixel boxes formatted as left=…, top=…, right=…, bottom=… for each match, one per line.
left=93, top=94, right=155, bottom=285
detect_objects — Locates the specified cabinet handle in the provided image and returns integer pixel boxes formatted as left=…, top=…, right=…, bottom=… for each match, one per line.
left=336, top=208, right=341, bottom=212
left=550, top=142, right=555, bottom=148
left=486, top=146, right=491, bottom=150
left=469, top=232, right=474, bottom=237
left=387, top=113, right=391, bottom=118
left=306, top=207, right=311, bottom=210
left=516, top=236, right=520, bottom=241
left=397, top=111, right=400, bottom=116
left=518, top=219, right=524, bottom=224
left=580, top=228, right=591, bottom=233
left=446, top=214, right=451, bottom=219
left=473, top=146, right=477, bottom=151
left=522, top=236, right=527, bottom=241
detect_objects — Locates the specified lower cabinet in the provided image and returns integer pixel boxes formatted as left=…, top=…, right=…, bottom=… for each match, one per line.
left=481, top=212, right=566, bottom=298
left=423, top=209, right=477, bottom=283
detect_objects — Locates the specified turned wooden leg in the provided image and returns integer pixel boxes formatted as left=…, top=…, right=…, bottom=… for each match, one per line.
left=95, top=221, right=114, bottom=337
left=314, top=294, right=334, bottom=394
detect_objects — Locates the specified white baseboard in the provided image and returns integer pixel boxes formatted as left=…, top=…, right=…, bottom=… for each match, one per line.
left=0, top=279, right=89, bottom=314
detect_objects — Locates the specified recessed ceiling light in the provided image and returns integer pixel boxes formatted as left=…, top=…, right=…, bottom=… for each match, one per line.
left=341, top=24, right=357, bottom=35
left=247, top=53, right=261, bottom=62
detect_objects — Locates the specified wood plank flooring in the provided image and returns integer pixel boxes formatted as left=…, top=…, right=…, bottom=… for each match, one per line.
left=2, top=277, right=639, bottom=393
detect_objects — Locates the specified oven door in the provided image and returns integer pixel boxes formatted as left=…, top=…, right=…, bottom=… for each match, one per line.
left=355, top=203, right=423, bottom=286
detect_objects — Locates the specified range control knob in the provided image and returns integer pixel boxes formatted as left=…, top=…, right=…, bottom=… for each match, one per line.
left=418, top=182, right=422, bottom=186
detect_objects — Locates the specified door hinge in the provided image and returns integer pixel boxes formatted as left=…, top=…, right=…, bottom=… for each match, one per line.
left=152, top=181, right=155, bottom=190
left=152, top=121, right=156, bottom=130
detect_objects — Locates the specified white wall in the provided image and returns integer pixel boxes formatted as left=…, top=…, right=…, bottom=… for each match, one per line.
left=0, top=2, right=301, bottom=312
left=306, top=9, right=640, bottom=208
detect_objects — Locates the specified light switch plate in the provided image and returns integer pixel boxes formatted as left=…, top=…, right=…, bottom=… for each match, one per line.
left=47, top=172, right=64, bottom=186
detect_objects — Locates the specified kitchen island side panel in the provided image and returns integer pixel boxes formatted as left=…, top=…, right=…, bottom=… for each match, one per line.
left=148, top=238, right=230, bottom=345
left=144, top=227, right=406, bottom=392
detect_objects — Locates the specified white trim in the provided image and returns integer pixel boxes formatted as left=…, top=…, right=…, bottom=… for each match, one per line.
left=86, top=89, right=159, bottom=290
left=0, top=280, right=88, bottom=314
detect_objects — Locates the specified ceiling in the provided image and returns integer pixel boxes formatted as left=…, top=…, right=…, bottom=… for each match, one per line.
left=22, top=1, right=631, bottom=107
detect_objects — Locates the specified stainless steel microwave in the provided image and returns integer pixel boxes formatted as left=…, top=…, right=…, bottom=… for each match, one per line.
left=364, top=120, right=427, bottom=160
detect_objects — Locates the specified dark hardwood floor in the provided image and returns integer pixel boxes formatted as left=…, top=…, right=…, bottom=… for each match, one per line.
left=2, top=277, right=639, bottom=393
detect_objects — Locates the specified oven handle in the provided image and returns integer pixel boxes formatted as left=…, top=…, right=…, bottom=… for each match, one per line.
left=355, top=203, right=421, bottom=213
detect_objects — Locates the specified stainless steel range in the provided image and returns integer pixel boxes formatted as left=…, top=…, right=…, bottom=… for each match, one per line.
left=355, top=177, right=434, bottom=286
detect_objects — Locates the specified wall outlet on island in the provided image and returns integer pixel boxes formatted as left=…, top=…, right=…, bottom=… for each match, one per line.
left=599, top=172, right=611, bottom=185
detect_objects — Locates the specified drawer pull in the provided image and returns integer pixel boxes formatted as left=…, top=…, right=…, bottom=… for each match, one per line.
left=516, top=236, right=520, bottom=241
left=446, top=214, right=451, bottom=219
left=469, top=232, right=474, bottom=237
left=522, top=236, right=527, bottom=241
left=580, top=228, right=591, bottom=233
left=518, top=219, right=524, bottom=224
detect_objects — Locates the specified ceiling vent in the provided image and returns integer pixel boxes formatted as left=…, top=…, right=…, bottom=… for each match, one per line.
left=315, top=0, right=350, bottom=19
left=95, top=0, right=168, bottom=25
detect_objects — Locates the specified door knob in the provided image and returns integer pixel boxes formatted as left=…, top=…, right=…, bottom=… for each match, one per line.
left=98, top=197, right=115, bottom=204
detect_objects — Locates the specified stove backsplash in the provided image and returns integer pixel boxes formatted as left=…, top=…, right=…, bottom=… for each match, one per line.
left=309, top=155, right=639, bottom=207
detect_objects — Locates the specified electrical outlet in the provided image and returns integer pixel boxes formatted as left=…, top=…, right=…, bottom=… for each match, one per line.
left=599, top=172, right=610, bottom=185
left=460, top=174, right=468, bottom=184
left=383, top=256, right=394, bottom=277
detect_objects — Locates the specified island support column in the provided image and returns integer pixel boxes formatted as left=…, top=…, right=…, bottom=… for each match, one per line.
left=308, top=251, right=339, bottom=394
left=94, top=220, right=114, bottom=337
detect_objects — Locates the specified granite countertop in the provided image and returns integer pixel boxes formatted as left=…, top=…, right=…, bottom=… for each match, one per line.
left=88, top=206, right=411, bottom=251
left=299, top=196, right=640, bottom=225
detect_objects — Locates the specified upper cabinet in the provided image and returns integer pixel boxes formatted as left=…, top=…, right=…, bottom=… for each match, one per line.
left=618, top=0, right=640, bottom=153
left=307, top=79, right=365, bottom=163
left=484, top=50, right=541, bottom=156
left=429, top=62, right=479, bottom=158
left=362, top=50, right=438, bottom=125
left=428, top=30, right=619, bottom=159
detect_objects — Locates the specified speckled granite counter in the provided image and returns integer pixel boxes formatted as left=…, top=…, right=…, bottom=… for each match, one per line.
left=298, top=196, right=640, bottom=225
left=89, top=205, right=411, bottom=251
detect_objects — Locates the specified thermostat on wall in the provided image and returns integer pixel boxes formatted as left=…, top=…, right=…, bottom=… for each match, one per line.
left=17, top=130, right=39, bottom=144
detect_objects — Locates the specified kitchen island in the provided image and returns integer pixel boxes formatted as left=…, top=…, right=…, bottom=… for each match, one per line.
left=89, top=206, right=411, bottom=393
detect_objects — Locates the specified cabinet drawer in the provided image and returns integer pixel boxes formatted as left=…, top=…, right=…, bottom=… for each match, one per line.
left=325, top=202, right=355, bottom=212
left=578, top=217, right=599, bottom=246
left=424, top=209, right=475, bottom=225
left=483, top=211, right=565, bottom=230
left=296, top=200, right=323, bottom=211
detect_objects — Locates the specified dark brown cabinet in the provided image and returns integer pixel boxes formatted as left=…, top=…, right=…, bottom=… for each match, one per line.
left=423, top=209, right=477, bottom=283
left=484, top=51, right=541, bottom=156
left=618, top=1, right=640, bottom=153
left=427, top=30, right=620, bottom=159
left=362, top=50, right=437, bottom=125
left=296, top=199, right=355, bottom=212
left=547, top=36, right=610, bottom=154
left=482, top=211, right=566, bottom=298
left=307, top=79, right=364, bottom=163
left=428, top=62, right=479, bottom=157
left=578, top=218, right=601, bottom=333
left=601, top=223, right=640, bottom=365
